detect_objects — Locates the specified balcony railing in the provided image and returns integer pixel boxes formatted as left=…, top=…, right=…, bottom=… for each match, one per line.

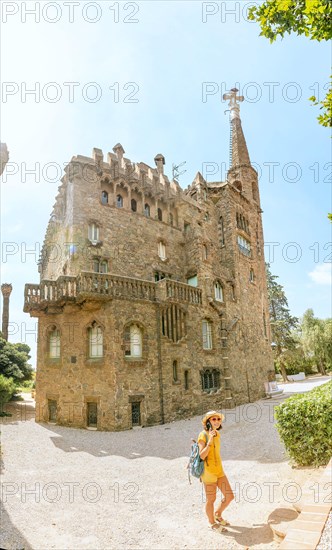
left=164, top=279, right=202, bottom=305
left=24, top=272, right=202, bottom=311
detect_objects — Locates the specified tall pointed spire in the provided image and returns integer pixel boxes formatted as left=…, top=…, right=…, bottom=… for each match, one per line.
left=223, top=88, right=251, bottom=168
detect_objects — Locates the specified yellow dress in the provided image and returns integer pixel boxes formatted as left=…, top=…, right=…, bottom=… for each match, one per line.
left=197, top=430, right=224, bottom=483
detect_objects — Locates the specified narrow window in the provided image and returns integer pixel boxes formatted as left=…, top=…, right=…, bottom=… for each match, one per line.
left=214, top=282, right=223, bottom=302
left=219, top=216, right=225, bottom=246
left=87, top=402, right=97, bottom=428
left=158, top=242, right=166, bottom=260
left=184, top=222, right=190, bottom=233
left=203, top=244, right=208, bottom=260
left=131, top=402, right=141, bottom=426
left=88, top=223, right=99, bottom=244
left=144, top=203, right=150, bottom=217
left=263, top=312, right=267, bottom=338
left=116, top=194, right=123, bottom=208
left=249, top=268, right=254, bottom=283
left=202, top=320, right=212, bottom=350
left=48, top=400, right=57, bottom=422
left=88, top=324, right=103, bottom=358
left=100, top=260, right=108, bottom=273
left=173, top=360, right=178, bottom=382
left=169, top=213, right=173, bottom=226
left=131, top=199, right=137, bottom=212
left=231, top=284, right=236, bottom=300
left=184, top=370, right=189, bottom=390
left=157, top=208, right=163, bottom=221
left=101, top=191, right=108, bottom=205
left=49, top=328, right=60, bottom=358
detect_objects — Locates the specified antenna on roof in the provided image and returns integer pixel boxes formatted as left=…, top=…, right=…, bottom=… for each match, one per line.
left=172, top=161, right=187, bottom=181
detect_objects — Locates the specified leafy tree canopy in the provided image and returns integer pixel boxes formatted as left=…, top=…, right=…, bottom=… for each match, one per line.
left=0, top=333, right=33, bottom=384
left=249, top=1, right=332, bottom=127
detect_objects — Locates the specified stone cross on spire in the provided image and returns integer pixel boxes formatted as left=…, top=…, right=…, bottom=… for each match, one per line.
left=223, top=87, right=250, bottom=168
left=222, top=88, right=244, bottom=121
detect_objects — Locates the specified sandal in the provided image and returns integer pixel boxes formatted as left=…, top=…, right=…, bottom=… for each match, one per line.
left=210, top=522, right=227, bottom=532
left=214, top=515, right=230, bottom=526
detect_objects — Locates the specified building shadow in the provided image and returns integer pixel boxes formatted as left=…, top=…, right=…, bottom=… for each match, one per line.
left=0, top=501, right=32, bottom=550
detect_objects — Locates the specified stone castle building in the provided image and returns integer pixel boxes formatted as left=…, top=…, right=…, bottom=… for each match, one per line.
left=24, top=90, right=273, bottom=430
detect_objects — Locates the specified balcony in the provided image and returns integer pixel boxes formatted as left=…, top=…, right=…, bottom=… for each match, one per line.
left=24, top=272, right=202, bottom=312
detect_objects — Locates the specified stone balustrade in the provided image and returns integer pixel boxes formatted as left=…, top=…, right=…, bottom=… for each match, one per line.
left=24, top=273, right=202, bottom=312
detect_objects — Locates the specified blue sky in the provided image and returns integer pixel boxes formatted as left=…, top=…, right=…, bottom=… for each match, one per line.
left=1, top=0, right=331, bottom=366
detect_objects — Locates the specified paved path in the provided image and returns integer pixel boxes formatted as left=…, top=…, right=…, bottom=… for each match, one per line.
left=1, top=377, right=330, bottom=550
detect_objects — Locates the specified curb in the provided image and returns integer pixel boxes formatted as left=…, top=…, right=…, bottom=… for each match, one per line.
left=278, top=458, right=332, bottom=549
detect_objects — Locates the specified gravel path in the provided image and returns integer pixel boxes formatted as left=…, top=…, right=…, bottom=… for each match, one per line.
left=0, top=386, right=327, bottom=550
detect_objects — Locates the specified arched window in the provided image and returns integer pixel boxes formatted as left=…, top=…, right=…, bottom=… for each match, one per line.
left=173, top=360, right=178, bottom=382
left=49, top=327, right=60, bottom=358
left=144, top=203, right=150, bottom=217
left=131, top=199, right=137, bottom=212
left=88, top=322, right=103, bottom=358
left=202, top=320, right=212, bottom=350
left=234, top=180, right=242, bottom=192
left=116, top=194, right=123, bottom=208
left=124, top=324, right=142, bottom=357
left=101, top=191, right=108, bottom=205
left=214, top=282, right=223, bottom=302
left=157, top=208, right=163, bottom=221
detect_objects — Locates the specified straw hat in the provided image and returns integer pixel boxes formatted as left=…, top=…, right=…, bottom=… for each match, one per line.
left=202, top=410, right=225, bottom=427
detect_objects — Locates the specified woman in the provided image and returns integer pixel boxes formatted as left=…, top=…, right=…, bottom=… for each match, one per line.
left=198, top=410, right=234, bottom=531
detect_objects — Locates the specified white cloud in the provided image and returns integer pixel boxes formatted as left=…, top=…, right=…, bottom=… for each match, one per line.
left=308, top=263, right=332, bottom=285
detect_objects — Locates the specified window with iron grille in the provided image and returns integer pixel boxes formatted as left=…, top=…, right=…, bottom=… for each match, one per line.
left=201, top=369, right=220, bottom=392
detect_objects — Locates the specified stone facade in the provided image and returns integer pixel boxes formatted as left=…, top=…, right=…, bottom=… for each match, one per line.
left=24, top=94, right=273, bottom=431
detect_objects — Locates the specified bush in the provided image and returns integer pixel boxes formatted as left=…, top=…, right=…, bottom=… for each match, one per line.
left=0, top=374, right=16, bottom=409
left=275, top=381, right=332, bottom=467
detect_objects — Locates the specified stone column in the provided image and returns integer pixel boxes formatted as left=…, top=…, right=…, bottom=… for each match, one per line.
left=1, top=283, right=13, bottom=340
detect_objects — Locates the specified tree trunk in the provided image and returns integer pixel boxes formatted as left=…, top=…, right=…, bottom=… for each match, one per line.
left=318, top=360, right=326, bottom=376
left=279, top=361, right=288, bottom=382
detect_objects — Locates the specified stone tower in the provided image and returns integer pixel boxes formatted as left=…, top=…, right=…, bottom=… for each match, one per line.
left=1, top=284, right=13, bottom=340
left=0, top=143, right=9, bottom=176
left=24, top=98, right=273, bottom=431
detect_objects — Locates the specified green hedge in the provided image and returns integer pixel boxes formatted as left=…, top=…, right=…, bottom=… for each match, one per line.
left=275, top=381, right=332, bottom=467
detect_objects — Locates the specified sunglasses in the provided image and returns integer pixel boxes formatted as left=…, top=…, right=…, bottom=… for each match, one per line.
left=210, top=417, right=221, bottom=422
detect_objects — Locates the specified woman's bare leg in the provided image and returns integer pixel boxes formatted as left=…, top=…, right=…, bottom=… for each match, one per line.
left=204, top=482, right=217, bottom=524
left=215, top=475, right=234, bottom=519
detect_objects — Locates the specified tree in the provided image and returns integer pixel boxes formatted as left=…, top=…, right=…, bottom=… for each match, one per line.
left=249, top=0, right=332, bottom=127
left=0, top=374, right=16, bottom=412
left=266, top=263, right=299, bottom=380
left=0, top=334, right=33, bottom=384
left=300, top=309, right=332, bottom=374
